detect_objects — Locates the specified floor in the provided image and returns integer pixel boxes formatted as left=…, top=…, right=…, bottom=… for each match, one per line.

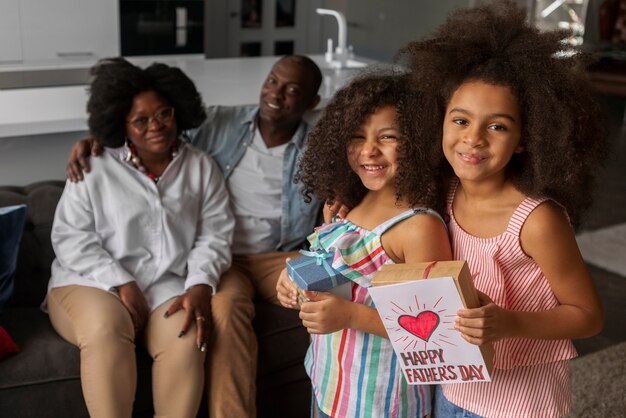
left=572, top=95, right=626, bottom=356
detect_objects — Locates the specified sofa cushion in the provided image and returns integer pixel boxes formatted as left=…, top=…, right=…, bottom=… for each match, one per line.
left=0, top=326, right=19, bottom=360
left=253, top=302, right=311, bottom=417
left=0, top=307, right=154, bottom=417
left=0, top=307, right=89, bottom=417
left=0, top=204, right=27, bottom=311
left=254, top=301, right=310, bottom=378
left=0, top=308, right=81, bottom=390
left=0, top=182, right=65, bottom=308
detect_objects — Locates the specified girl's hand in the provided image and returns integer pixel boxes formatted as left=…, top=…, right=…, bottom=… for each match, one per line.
left=299, top=290, right=352, bottom=334
left=117, top=281, right=150, bottom=335
left=164, top=284, right=212, bottom=352
left=455, top=290, right=512, bottom=346
left=276, top=262, right=300, bottom=309
left=323, top=200, right=350, bottom=223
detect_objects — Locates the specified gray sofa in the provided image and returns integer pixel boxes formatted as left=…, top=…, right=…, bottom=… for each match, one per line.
left=0, top=181, right=311, bottom=418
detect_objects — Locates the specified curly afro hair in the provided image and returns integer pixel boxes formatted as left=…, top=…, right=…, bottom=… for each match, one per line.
left=295, top=71, right=444, bottom=214
left=87, top=57, right=206, bottom=147
left=399, top=1, right=606, bottom=226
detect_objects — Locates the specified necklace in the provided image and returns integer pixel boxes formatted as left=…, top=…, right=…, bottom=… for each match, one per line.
left=124, top=139, right=179, bottom=183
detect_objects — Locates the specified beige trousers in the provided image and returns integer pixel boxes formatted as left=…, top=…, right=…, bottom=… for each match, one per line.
left=48, top=285, right=205, bottom=418
left=207, top=250, right=300, bottom=418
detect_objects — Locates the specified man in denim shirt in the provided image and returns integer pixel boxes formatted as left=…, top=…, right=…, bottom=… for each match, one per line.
left=66, top=55, right=322, bottom=418
left=190, top=55, right=322, bottom=418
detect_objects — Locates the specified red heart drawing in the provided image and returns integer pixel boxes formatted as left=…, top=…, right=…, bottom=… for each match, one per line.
left=398, top=311, right=440, bottom=342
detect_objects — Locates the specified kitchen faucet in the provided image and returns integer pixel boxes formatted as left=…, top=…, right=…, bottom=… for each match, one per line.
left=316, top=8, right=352, bottom=68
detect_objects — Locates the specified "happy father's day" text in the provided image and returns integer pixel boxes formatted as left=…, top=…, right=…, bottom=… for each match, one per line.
left=400, top=349, right=486, bottom=384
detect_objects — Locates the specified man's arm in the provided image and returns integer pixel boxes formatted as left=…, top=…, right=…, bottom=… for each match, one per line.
left=66, top=137, right=104, bottom=182
left=185, top=105, right=221, bottom=153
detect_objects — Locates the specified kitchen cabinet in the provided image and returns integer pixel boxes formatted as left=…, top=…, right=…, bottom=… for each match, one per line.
left=0, top=54, right=376, bottom=186
left=1, top=0, right=119, bottom=64
left=228, top=0, right=309, bottom=56
left=0, top=54, right=374, bottom=137
left=0, top=0, right=23, bottom=63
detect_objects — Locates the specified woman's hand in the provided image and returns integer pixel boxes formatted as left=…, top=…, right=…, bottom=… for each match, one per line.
left=117, top=281, right=150, bottom=335
left=66, top=137, right=103, bottom=182
left=164, top=284, right=212, bottom=352
left=455, top=290, right=512, bottom=345
left=299, top=290, right=353, bottom=334
left=276, top=262, right=300, bottom=309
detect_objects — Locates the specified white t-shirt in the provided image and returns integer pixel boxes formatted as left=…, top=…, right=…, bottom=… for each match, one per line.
left=227, top=127, right=287, bottom=255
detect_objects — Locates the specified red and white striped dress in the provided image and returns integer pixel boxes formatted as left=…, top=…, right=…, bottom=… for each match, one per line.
left=443, top=183, right=577, bottom=418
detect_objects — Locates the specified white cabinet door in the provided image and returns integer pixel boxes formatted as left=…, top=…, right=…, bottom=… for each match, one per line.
left=0, top=0, right=23, bottom=62
left=19, top=0, right=119, bottom=62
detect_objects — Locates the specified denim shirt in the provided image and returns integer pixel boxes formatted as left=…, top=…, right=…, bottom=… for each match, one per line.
left=188, top=104, right=321, bottom=252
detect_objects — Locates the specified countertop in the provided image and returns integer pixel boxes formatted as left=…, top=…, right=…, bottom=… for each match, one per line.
left=0, top=54, right=374, bottom=138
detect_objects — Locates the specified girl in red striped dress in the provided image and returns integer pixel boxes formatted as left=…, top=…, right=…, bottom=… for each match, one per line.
left=402, top=2, right=606, bottom=417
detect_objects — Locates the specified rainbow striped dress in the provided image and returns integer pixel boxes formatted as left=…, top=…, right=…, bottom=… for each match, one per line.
left=305, top=208, right=442, bottom=418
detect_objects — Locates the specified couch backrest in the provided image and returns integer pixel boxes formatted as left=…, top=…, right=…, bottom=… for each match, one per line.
left=0, top=181, right=65, bottom=307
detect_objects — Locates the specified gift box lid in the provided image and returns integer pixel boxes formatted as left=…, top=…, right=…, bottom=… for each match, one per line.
left=373, top=260, right=478, bottom=308
left=286, top=250, right=349, bottom=292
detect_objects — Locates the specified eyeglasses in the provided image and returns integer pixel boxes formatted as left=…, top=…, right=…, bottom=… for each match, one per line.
left=126, top=107, right=175, bottom=131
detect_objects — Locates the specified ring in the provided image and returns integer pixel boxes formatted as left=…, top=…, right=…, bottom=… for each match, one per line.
left=196, top=316, right=206, bottom=322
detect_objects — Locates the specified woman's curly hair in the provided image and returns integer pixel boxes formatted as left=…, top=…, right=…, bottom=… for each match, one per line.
left=399, top=1, right=606, bottom=226
left=87, top=57, right=206, bottom=147
left=296, top=71, right=444, bottom=214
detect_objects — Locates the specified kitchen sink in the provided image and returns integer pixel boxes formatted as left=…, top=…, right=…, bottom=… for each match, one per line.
left=0, top=67, right=91, bottom=89
left=324, top=59, right=369, bottom=69
left=345, top=59, right=368, bottom=68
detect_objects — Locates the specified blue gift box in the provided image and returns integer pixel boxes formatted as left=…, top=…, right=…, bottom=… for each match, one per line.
left=286, top=250, right=349, bottom=292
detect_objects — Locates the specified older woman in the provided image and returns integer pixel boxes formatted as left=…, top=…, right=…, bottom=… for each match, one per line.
left=45, top=58, right=233, bottom=418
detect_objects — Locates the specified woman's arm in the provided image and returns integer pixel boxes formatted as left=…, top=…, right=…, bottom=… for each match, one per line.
left=456, top=202, right=604, bottom=345
left=52, top=176, right=149, bottom=331
left=52, top=179, right=136, bottom=290
left=183, top=157, right=234, bottom=293
left=169, top=156, right=234, bottom=349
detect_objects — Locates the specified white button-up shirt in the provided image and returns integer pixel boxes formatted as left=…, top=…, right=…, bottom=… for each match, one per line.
left=48, top=143, right=234, bottom=311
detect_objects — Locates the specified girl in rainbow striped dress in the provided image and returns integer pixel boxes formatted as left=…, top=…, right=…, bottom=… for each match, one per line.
left=276, top=73, right=452, bottom=418
left=401, top=2, right=606, bottom=417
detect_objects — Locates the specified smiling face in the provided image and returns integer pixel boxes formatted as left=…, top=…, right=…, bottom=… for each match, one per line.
left=347, top=105, right=401, bottom=196
left=258, top=58, right=320, bottom=127
left=442, top=81, right=523, bottom=185
left=125, top=90, right=178, bottom=161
